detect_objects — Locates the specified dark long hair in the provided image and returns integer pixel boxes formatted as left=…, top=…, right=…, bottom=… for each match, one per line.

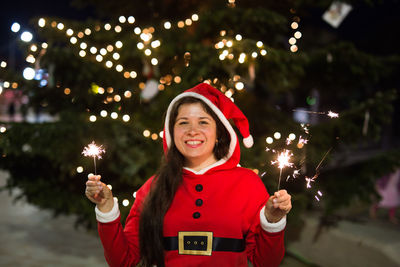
left=138, top=97, right=231, bottom=266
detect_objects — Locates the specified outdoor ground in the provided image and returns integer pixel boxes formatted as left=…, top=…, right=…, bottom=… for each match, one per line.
left=0, top=170, right=399, bottom=267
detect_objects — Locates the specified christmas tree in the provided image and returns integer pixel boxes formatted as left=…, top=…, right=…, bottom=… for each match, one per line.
left=0, top=0, right=399, bottom=234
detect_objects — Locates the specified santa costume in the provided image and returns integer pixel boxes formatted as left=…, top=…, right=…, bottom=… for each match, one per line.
left=95, top=83, right=286, bottom=266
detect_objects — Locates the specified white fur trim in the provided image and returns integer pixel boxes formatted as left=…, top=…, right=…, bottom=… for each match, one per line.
left=95, top=197, right=120, bottom=223
left=183, top=157, right=228, bottom=175
left=243, top=135, right=254, bottom=148
left=259, top=206, right=286, bottom=233
left=164, top=91, right=237, bottom=162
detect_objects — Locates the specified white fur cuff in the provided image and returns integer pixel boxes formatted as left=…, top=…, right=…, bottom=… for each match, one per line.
left=95, top=197, right=120, bottom=223
left=259, top=206, right=286, bottom=233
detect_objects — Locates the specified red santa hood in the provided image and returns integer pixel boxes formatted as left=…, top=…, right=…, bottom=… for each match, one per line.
left=163, top=83, right=253, bottom=174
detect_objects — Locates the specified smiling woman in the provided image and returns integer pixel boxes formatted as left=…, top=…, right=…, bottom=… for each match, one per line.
left=85, top=83, right=292, bottom=267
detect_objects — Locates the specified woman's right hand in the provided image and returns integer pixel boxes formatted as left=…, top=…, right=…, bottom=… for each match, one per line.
left=85, top=174, right=114, bottom=213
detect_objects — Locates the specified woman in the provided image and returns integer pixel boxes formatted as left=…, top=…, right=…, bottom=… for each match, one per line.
left=86, top=83, right=292, bottom=267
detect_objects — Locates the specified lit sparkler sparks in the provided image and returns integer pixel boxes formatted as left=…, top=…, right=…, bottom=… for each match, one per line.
left=300, top=123, right=309, bottom=134
left=298, top=135, right=308, bottom=145
left=305, top=174, right=317, bottom=188
left=271, top=149, right=294, bottom=190
left=315, top=190, right=323, bottom=201
left=327, top=110, right=339, bottom=118
left=293, top=109, right=339, bottom=119
left=82, top=141, right=105, bottom=175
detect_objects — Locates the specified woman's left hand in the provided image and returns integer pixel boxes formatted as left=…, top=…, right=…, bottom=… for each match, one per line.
left=264, top=189, right=292, bottom=223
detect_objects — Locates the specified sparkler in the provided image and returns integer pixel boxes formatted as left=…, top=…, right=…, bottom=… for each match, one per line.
left=293, top=109, right=339, bottom=119
left=82, top=141, right=105, bottom=175
left=271, top=149, right=294, bottom=190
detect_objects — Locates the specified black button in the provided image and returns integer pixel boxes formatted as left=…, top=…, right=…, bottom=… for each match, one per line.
left=193, top=212, right=201, bottom=219
left=195, top=199, right=203, bottom=206
left=195, top=184, right=203, bottom=192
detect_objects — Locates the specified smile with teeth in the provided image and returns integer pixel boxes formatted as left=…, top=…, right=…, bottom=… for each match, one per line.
left=185, top=140, right=204, bottom=145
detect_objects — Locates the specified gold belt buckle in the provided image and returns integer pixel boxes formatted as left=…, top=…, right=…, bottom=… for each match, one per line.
left=178, top=231, right=213, bottom=256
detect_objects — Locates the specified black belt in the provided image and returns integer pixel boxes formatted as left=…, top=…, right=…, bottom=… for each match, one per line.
left=164, top=231, right=245, bottom=256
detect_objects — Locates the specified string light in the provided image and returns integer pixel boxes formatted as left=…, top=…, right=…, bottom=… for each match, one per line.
left=106, top=45, right=114, bottom=52
left=192, top=14, right=199, bottom=21
left=104, top=23, right=111, bottom=30
left=119, top=16, right=126, bottom=23
left=57, top=23, right=64, bottom=30
left=235, top=82, right=244, bottom=90
left=66, top=29, right=74, bottom=36
left=20, top=31, right=33, bottom=42
left=151, top=40, right=161, bottom=48
left=177, top=21, right=185, bottom=28
left=111, top=112, right=118, bottom=119
left=38, top=18, right=46, bottom=27
left=114, top=25, right=122, bottom=33
left=115, top=41, right=123, bottom=48
left=164, top=22, right=171, bottom=29
left=128, top=16, right=135, bottom=24
left=151, top=58, right=158, bottom=65
left=238, top=53, right=246, bottom=63
left=100, top=110, right=107, bottom=117
left=143, top=130, right=150, bottom=137
left=11, top=22, right=21, bottom=33
left=105, top=61, right=113, bottom=68
left=26, top=55, right=35, bottom=63
left=274, top=132, right=281, bottom=139
left=294, top=31, right=302, bottom=39
left=124, top=90, right=132, bottom=98
left=130, top=71, right=137, bottom=78
left=113, top=52, right=120, bottom=60
left=122, top=115, right=130, bottom=122
left=96, top=55, right=103, bottom=62
left=137, top=42, right=144, bottom=49
left=185, top=19, right=192, bottom=26
left=90, top=47, right=97, bottom=54
left=151, top=133, right=158, bottom=140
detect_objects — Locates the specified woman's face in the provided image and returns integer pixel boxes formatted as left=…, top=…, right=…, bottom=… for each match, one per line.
left=173, top=102, right=217, bottom=170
